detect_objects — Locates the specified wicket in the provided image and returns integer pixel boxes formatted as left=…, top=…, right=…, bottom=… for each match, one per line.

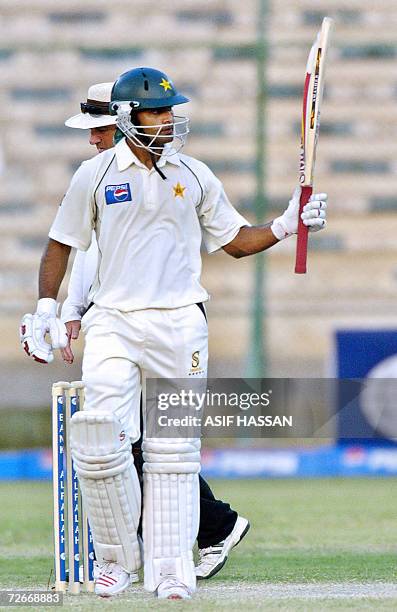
left=52, top=381, right=95, bottom=594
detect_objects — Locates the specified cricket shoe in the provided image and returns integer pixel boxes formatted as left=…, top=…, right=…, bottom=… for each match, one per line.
left=157, top=577, right=191, bottom=600
left=196, top=516, right=250, bottom=579
left=94, top=561, right=139, bottom=584
left=66, top=562, right=139, bottom=585
left=94, top=561, right=133, bottom=597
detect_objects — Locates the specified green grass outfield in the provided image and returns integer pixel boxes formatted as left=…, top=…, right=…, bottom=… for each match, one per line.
left=0, top=479, right=396, bottom=610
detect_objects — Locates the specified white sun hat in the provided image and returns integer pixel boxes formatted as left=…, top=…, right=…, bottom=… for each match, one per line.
left=65, top=82, right=117, bottom=129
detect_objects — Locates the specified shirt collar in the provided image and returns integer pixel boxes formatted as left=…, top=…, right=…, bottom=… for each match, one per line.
left=115, top=137, right=181, bottom=172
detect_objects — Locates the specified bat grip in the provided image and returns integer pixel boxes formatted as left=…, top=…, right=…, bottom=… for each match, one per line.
left=294, top=185, right=313, bottom=274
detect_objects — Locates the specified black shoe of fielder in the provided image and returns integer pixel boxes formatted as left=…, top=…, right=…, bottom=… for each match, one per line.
left=195, top=516, right=250, bottom=580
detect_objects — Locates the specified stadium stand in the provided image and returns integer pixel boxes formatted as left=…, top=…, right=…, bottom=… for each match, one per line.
left=1, top=0, right=397, bottom=389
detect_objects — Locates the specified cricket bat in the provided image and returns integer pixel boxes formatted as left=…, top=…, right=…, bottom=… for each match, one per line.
left=295, top=17, right=334, bottom=274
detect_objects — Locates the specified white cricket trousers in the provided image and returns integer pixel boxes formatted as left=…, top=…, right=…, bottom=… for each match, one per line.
left=80, top=303, right=207, bottom=592
left=80, top=303, right=208, bottom=441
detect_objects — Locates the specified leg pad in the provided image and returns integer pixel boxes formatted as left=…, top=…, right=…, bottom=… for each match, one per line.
left=71, top=411, right=141, bottom=572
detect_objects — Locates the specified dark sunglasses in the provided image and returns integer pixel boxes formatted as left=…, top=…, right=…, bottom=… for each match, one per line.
left=80, top=100, right=110, bottom=115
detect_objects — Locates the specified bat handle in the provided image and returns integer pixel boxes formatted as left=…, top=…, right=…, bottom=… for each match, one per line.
left=294, top=185, right=313, bottom=274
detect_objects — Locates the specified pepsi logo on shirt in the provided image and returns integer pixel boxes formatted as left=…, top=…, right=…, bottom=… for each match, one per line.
left=105, top=183, right=132, bottom=205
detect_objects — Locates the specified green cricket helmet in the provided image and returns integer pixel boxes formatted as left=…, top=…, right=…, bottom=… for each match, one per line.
left=110, top=67, right=190, bottom=156
left=111, top=67, right=189, bottom=109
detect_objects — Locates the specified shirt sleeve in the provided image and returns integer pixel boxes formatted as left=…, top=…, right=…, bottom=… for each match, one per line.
left=49, top=160, right=96, bottom=251
left=60, top=297, right=84, bottom=323
left=197, top=166, right=250, bottom=254
left=60, top=237, right=99, bottom=322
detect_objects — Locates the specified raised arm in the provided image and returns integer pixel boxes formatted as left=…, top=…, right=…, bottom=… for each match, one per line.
left=223, top=223, right=277, bottom=258
left=223, top=187, right=327, bottom=259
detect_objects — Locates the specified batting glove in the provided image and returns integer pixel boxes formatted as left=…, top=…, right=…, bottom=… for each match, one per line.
left=271, top=186, right=327, bottom=240
left=20, top=298, right=68, bottom=364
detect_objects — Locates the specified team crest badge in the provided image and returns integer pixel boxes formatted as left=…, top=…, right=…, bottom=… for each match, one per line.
left=173, top=182, right=186, bottom=198
left=105, top=183, right=132, bottom=205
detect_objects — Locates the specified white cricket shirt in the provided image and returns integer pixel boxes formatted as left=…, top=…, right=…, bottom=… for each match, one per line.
left=50, top=138, right=249, bottom=311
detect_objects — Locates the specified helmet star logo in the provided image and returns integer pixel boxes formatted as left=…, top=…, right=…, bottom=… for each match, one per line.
left=159, top=78, right=172, bottom=92
left=173, top=182, right=186, bottom=198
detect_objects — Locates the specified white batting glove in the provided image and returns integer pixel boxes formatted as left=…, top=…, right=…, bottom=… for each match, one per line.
left=271, top=186, right=327, bottom=241
left=20, top=298, right=68, bottom=364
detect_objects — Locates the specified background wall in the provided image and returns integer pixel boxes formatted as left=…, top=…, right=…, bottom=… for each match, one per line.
left=1, top=0, right=397, bottom=413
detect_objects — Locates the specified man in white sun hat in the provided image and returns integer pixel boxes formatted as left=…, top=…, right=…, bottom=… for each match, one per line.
left=65, top=82, right=117, bottom=152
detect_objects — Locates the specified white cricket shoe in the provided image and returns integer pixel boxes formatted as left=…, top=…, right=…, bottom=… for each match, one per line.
left=93, top=561, right=139, bottom=584
left=94, top=561, right=131, bottom=597
left=67, top=561, right=140, bottom=589
left=157, top=577, right=191, bottom=600
left=195, top=516, right=250, bottom=579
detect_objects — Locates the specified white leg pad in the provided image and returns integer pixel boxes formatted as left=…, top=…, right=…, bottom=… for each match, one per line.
left=142, top=438, right=200, bottom=592
left=70, top=411, right=141, bottom=573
